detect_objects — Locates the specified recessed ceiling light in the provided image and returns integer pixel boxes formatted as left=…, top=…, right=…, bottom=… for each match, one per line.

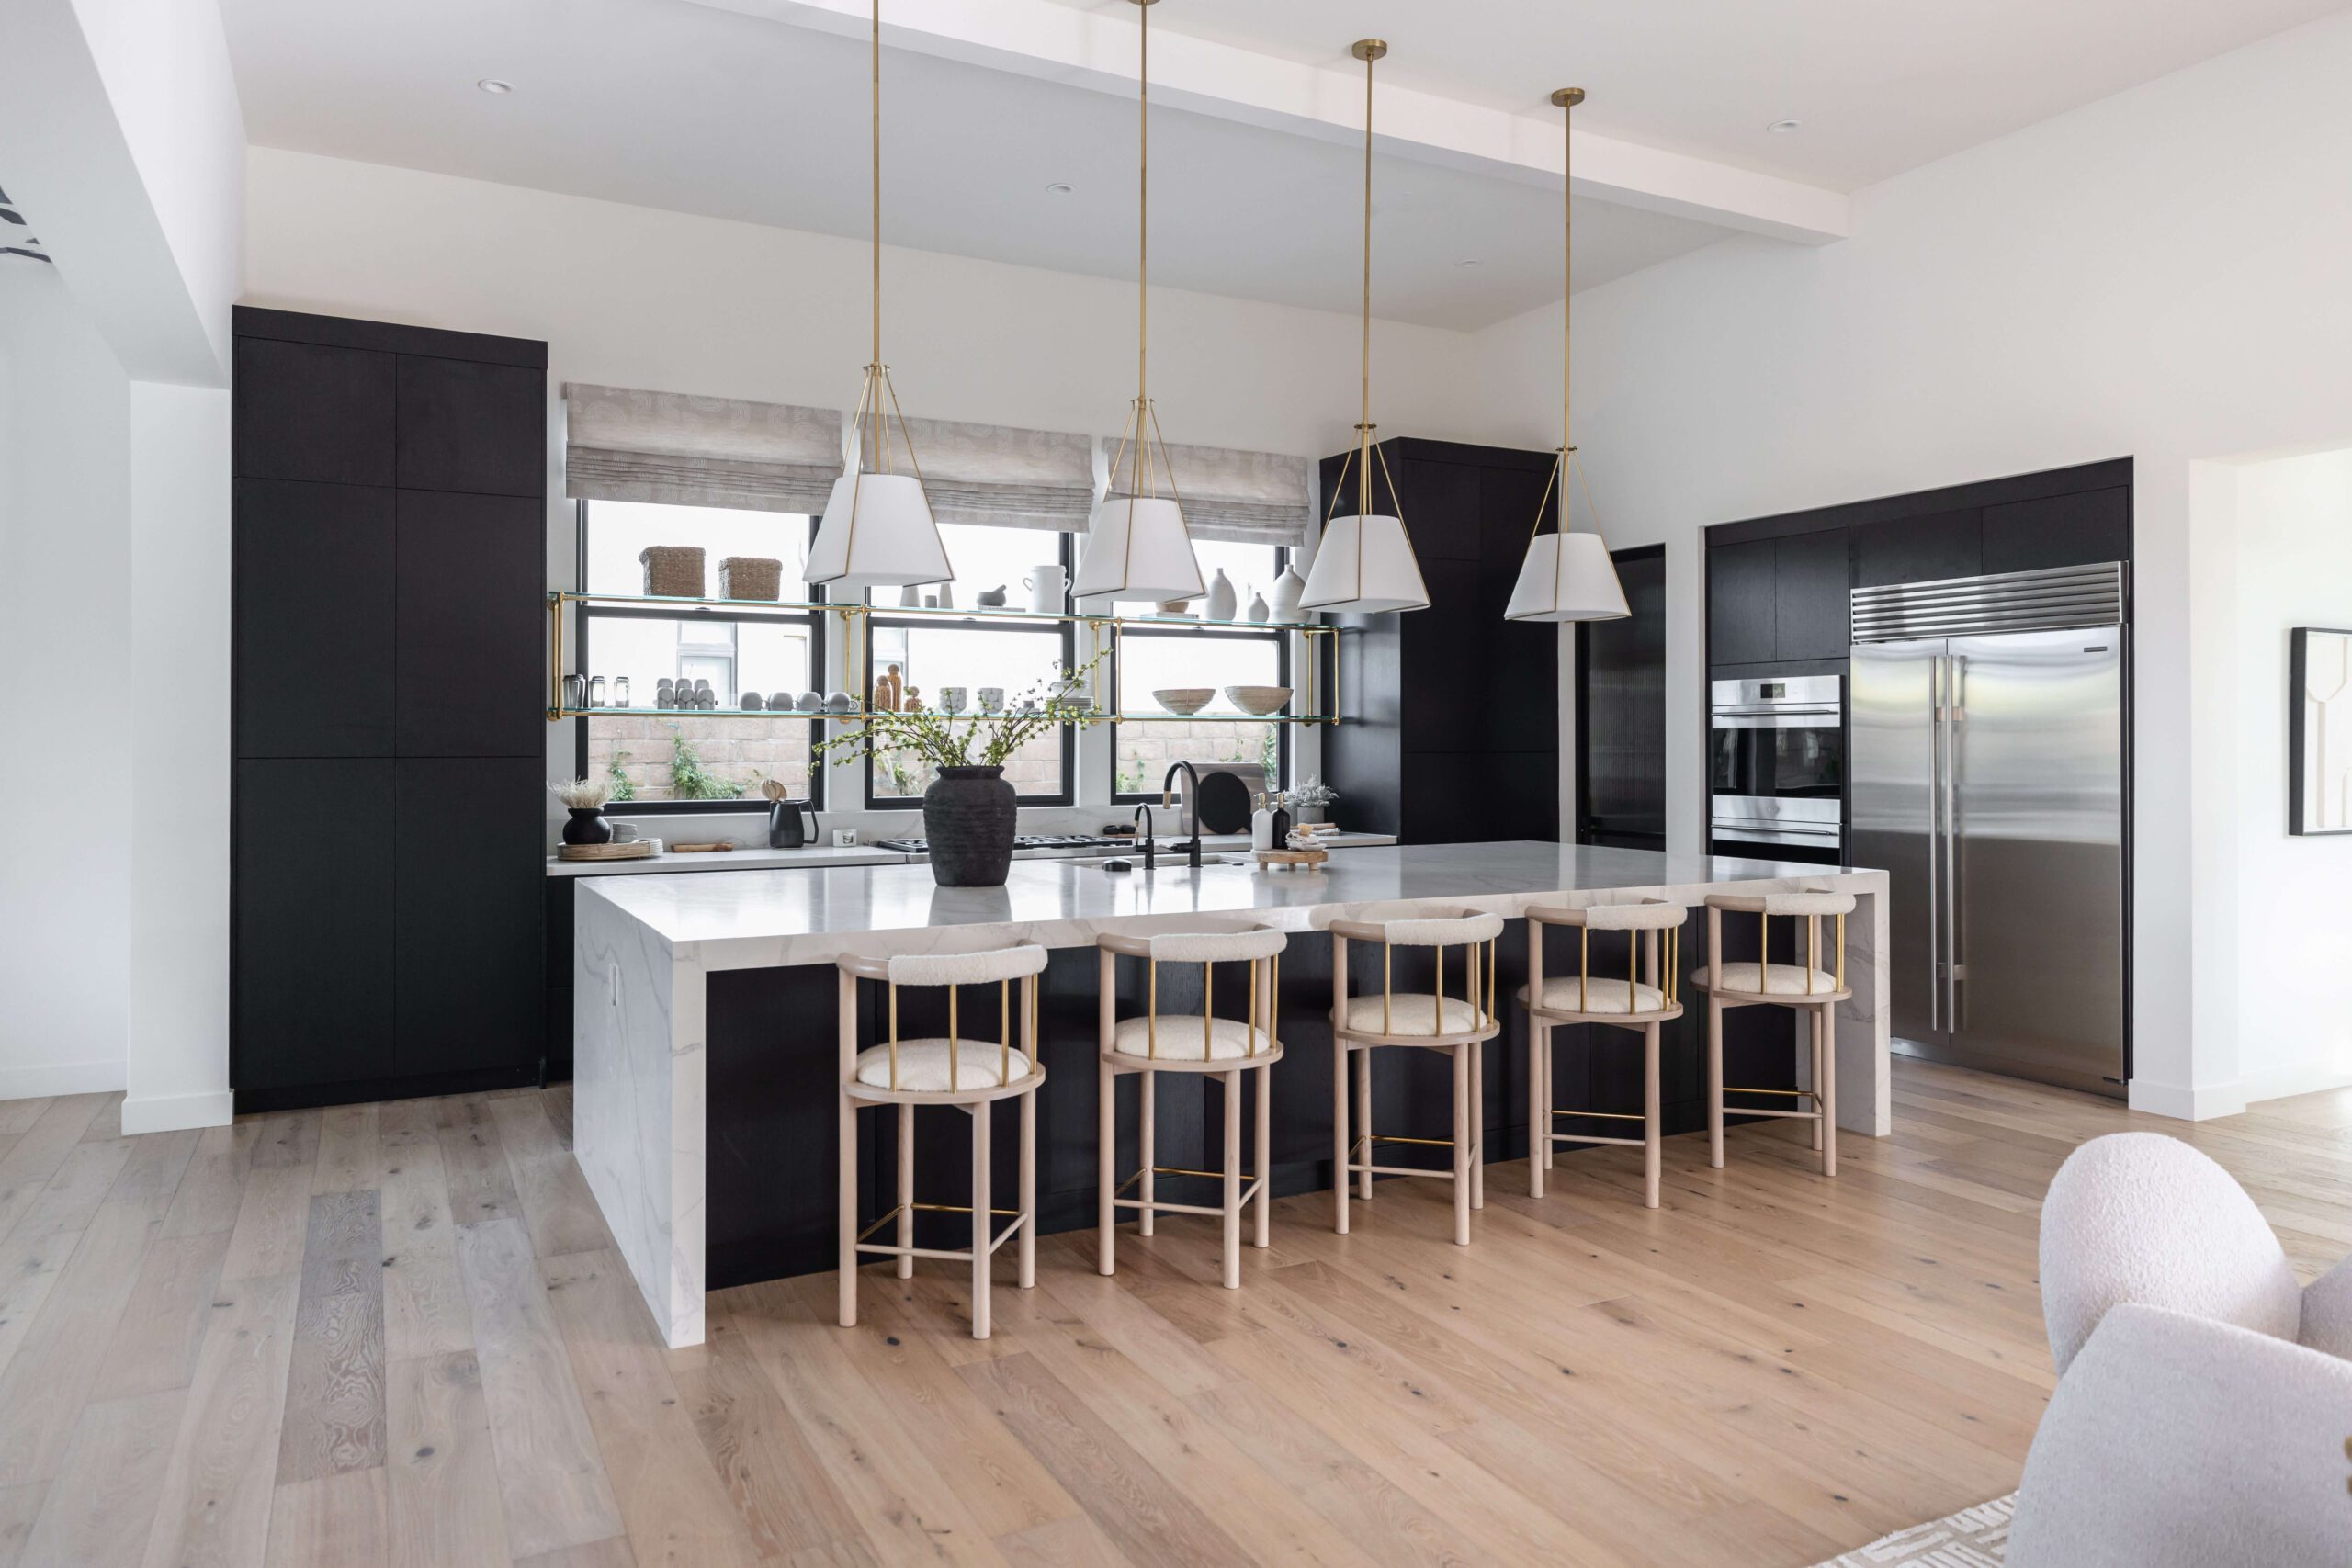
left=1766, top=118, right=1801, bottom=133
left=1045, top=182, right=1075, bottom=196
left=1456, top=259, right=1483, bottom=268
left=477, top=78, right=514, bottom=95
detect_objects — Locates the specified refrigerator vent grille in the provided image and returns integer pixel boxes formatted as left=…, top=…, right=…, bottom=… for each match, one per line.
left=1850, top=562, right=2125, bottom=642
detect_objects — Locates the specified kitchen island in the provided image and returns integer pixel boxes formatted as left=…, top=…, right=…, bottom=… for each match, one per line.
left=575, top=841, right=1889, bottom=1347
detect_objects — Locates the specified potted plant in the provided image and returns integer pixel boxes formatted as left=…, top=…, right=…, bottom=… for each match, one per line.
left=1290, top=773, right=1339, bottom=826
left=816, top=653, right=1107, bottom=886
left=550, top=776, right=617, bottom=845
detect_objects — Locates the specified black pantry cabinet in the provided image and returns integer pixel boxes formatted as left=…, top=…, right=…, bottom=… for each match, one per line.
left=232, top=307, right=548, bottom=1111
left=1317, top=437, right=1561, bottom=844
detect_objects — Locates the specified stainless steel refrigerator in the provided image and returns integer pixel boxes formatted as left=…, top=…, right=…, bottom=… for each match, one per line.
left=1849, top=563, right=2129, bottom=1096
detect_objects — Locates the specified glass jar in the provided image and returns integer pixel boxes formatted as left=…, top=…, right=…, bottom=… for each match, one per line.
left=613, top=676, right=632, bottom=708
left=589, top=675, right=606, bottom=709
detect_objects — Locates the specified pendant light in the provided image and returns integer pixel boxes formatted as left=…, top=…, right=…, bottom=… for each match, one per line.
left=807, top=0, right=954, bottom=592
left=1071, top=0, right=1206, bottom=604
left=1505, top=87, right=1628, bottom=623
left=1299, top=39, right=1430, bottom=615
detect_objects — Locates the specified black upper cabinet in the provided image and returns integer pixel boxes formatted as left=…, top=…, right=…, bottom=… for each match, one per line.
left=1707, top=537, right=1777, bottom=666
left=396, top=491, right=546, bottom=758
left=394, top=758, right=546, bottom=1078
left=1773, top=528, right=1852, bottom=660
left=234, top=337, right=394, bottom=486
left=235, top=479, right=395, bottom=757
left=1851, top=507, right=1982, bottom=589
left=396, top=356, right=546, bottom=497
left=1404, top=460, right=1481, bottom=561
left=1983, top=487, right=2129, bottom=574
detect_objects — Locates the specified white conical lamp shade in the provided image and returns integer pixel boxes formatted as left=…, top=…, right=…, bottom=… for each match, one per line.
left=1299, top=513, right=1430, bottom=615
left=1505, top=530, right=1628, bottom=622
left=1070, top=495, right=1204, bottom=603
left=806, top=470, right=952, bottom=591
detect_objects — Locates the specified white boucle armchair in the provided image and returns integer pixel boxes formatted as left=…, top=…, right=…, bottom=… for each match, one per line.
left=2008, top=1132, right=2352, bottom=1566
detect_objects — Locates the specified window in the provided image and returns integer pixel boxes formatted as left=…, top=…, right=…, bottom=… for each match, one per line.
left=575, top=500, right=823, bottom=809
left=1112, top=540, right=1289, bottom=801
left=864, top=524, right=1078, bottom=807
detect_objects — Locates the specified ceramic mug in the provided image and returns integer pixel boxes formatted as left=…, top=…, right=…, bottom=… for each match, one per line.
left=1023, top=564, right=1068, bottom=615
left=978, top=687, right=1005, bottom=714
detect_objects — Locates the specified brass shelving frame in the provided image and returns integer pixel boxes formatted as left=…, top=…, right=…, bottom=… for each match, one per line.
left=545, top=590, right=1342, bottom=726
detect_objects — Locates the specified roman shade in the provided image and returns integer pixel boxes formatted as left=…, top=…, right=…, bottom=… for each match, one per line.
left=888, top=415, right=1095, bottom=532
left=1102, top=439, right=1313, bottom=547
left=563, top=383, right=841, bottom=514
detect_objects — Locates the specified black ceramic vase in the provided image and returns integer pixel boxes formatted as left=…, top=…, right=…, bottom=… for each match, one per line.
left=922, top=766, right=1017, bottom=886
left=562, top=807, right=613, bottom=846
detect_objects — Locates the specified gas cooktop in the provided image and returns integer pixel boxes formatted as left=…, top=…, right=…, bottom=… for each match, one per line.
left=870, top=834, right=1130, bottom=854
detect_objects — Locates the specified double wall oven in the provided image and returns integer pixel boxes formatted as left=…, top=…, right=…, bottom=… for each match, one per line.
left=1709, top=674, right=1844, bottom=861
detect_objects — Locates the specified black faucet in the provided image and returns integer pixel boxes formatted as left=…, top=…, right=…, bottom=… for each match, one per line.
left=1132, top=802, right=1157, bottom=870
left=1161, top=761, right=1203, bottom=868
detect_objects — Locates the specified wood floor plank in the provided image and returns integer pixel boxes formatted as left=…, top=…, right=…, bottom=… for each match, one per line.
left=0, top=1100, right=51, bottom=1138
left=266, top=1466, right=390, bottom=1568
left=315, top=1105, right=386, bottom=1197
left=439, top=1101, right=523, bottom=1226
left=487, top=1099, right=611, bottom=1260
left=0, top=1200, right=158, bottom=1485
left=453, top=1220, right=623, bottom=1561
left=382, top=1105, right=475, bottom=1359
left=81, top=1094, right=126, bottom=1145
left=0, top=1094, right=110, bottom=1240
left=0, top=1483, right=40, bottom=1568
left=161, top=1123, right=256, bottom=1240
left=537, top=1249, right=763, bottom=1568
left=513, top=1539, right=639, bottom=1568
left=0, top=1222, right=75, bottom=1388
left=136, top=1269, right=302, bottom=1568
left=669, top=1308, right=867, bottom=1561
left=6, top=1139, right=134, bottom=1239
left=386, top=1351, right=514, bottom=1568
left=107, top=1129, right=201, bottom=1225
left=249, top=1110, right=323, bottom=1173
left=92, top=1230, right=235, bottom=1402
left=221, top=1165, right=318, bottom=1282
left=17, top=1389, right=185, bottom=1568
left=276, top=1282, right=389, bottom=1483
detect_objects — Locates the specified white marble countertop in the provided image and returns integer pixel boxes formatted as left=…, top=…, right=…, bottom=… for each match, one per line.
left=580, top=840, right=1885, bottom=970
left=547, top=830, right=1396, bottom=877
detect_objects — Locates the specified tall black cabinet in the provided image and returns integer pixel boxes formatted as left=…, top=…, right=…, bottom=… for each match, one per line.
left=232, top=307, right=548, bottom=1111
left=1317, top=437, right=1561, bottom=843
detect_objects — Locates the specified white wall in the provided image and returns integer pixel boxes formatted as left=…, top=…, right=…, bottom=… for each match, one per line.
left=0, top=265, right=135, bottom=1098
left=1472, top=8, right=2352, bottom=1116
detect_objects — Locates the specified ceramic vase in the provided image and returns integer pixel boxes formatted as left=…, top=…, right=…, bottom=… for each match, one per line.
left=1205, top=567, right=1238, bottom=621
left=561, top=807, right=612, bottom=846
left=1270, top=565, right=1306, bottom=620
left=1247, top=591, right=1270, bottom=623
left=922, top=766, right=1018, bottom=886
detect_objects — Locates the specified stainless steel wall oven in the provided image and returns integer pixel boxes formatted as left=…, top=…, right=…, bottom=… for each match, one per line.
left=1709, top=674, right=1845, bottom=856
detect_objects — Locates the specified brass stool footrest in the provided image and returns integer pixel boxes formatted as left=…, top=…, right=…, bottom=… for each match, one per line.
left=1550, top=1108, right=1645, bottom=1121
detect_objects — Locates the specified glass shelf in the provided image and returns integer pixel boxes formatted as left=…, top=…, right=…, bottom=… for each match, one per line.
left=546, top=705, right=1336, bottom=725
left=548, top=589, right=1329, bottom=633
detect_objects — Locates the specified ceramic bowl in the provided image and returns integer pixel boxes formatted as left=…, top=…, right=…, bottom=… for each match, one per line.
left=1224, top=684, right=1292, bottom=716
left=1153, top=688, right=1215, bottom=716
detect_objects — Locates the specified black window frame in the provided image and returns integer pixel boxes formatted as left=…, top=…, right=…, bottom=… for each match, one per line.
left=571, top=499, right=829, bottom=816
left=859, top=529, right=1080, bottom=811
left=1109, top=544, right=1294, bottom=807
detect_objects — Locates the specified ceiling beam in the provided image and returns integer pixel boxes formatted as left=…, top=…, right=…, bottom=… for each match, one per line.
left=698, top=0, right=1849, bottom=245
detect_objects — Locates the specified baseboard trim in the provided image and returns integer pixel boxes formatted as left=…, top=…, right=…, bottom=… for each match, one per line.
left=2127, top=1077, right=2247, bottom=1121
left=2237, top=1062, right=2352, bottom=1109
left=234, top=1062, right=541, bottom=1115
left=0, top=1058, right=127, bottom=1100
left=121, top=1089, right=235, bottom=1135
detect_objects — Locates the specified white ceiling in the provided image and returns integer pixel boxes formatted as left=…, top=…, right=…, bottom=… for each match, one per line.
left=220, top=0, right=2344, bottom=329
left=1031, top=0, right=2348, bottom=189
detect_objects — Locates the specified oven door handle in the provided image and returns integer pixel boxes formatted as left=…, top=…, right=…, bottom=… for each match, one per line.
left=1710, top=709, right=1843, bottom=730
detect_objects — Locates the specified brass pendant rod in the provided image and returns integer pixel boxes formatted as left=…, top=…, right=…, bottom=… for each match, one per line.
left=1138, top=0, right=1148, bottom=417
left=870, top=0, right=881, bottom=375
left=1358, top=42, right=1376, bottom=516
left=1562, top=90, right=1572, bottom=462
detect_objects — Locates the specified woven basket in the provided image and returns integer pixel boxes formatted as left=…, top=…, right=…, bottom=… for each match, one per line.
left=639, top=546, right=706, bottom=598
left=719, top=556, right=784, bottom=602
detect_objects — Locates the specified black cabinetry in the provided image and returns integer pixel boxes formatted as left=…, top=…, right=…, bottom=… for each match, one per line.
left=1317, top=438, right=1560, bottom=844
left=1707, top=530, right=1850, bottom=668
left=232, top=307, right=548, bottom=1111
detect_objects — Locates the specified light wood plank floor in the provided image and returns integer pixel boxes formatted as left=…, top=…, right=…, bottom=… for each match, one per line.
left=0, top=1058, right=2344, bottom=1567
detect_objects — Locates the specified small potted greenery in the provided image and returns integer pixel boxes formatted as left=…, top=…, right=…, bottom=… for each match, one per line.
left=815, top=653, right=1107, bottom=886
left=1289, top=773, right=1339, bottom=826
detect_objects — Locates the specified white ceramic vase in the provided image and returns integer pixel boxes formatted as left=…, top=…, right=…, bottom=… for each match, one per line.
left=1205, top=567, right=1238, bottom=621
left=1247, top=591, right=1270, bottom=623
left=1269, top=565, right=1306, bottom=620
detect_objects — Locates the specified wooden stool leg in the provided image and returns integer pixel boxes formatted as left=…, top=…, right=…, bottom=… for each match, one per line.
left=838, top=1094, right=858, bottom=1328
left=1643, top=1021, right=1662, bottom=1210
left=1529, top=1022, right=1546, bottom=1199
left=970, top=1101, right=992, bottom=1341
left=1253, top=1062, right=1272, bottom=1248
left=1223, top=1069, right=1243, bottom=1289
left=896, top=1102, right=915, bottom=1280
left=1333, top=1041, right=1351, bottom=1235
left=1354, top=1046, right=1374, bottom=1200
left=1706, top=997, right=1726, bottom=1169
left=1097, top=1059, right=1116, bottom=1276
left=1451, top=1043, right=1472, bottom=1246
left=1018, top=1087, right=1036, bottom=1290
left=1809, top=1010, right=1825, bottom=1153
left=1469, top=1035, right=1485, bottom=1211
left=1138, top=1069, right=1157, bottom=1237
left=1820, top=1003, right=1838, bottom=1178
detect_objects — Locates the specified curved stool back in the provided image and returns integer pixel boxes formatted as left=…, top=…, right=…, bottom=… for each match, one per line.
left=1696, top=889, right=1855, bottom=1179
left=834, top=942, right=1047, bottom=1339
left=1521, top=899, right=1689, bottom=1207
left=1095, top=926, right=1288, bottom=1288
left=1328, top=909, right=1506, bottom=1247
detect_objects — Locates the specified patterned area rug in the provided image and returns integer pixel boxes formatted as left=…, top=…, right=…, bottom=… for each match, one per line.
left=1814, top=1495, right=2015, bottom=1566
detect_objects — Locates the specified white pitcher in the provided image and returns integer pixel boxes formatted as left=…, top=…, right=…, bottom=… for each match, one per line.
left=1023, top=563, right=1068, bottom=614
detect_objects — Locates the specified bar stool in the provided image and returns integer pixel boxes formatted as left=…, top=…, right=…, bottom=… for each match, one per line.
left=1095, top=926, right=1286, bottom=1289
left=1520, top=898, right=1688, bottom=1208
left=1693, top=891, right=1852, bottom=1177
left=1329, top=910, right=1505, bottom=1246
left=836, top=942, right=1046, bottom=1339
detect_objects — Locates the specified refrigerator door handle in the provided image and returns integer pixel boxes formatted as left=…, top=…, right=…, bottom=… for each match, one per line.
left=1927, top=654, right=1942, bottom=1033
left=1945, top=654, right=1965, bottom=1028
